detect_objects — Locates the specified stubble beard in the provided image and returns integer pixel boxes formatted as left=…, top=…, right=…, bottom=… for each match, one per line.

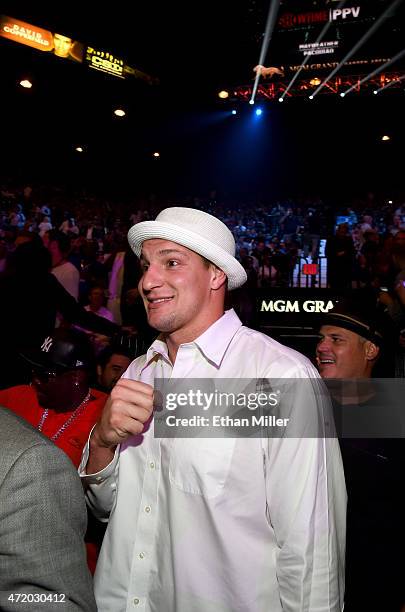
left=148, top=310, right=179, bottom=333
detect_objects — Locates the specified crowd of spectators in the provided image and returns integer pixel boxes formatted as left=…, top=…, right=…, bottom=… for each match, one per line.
left=1, top=178, right=404, bottom=383
left=1, top=181, right=404, bottom=292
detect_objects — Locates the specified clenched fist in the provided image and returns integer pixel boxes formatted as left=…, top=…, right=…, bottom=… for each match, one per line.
left=95, top=378, right=154, bottom=447
left=87, top=379, right=154, bottom=474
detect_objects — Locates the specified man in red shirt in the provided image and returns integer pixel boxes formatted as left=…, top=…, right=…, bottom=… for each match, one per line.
left=0, top=328, right=107, bottom=468
left=0, top=327, right=108, bottom=573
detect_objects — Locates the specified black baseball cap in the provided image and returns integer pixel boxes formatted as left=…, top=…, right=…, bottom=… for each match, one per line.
left=318, top=297, right=387, bottom=347
left=20, top=328, right=94, bottom=373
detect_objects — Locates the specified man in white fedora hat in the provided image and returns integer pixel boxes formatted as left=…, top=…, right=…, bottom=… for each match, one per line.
left=80, top=207, right=346, bottom=612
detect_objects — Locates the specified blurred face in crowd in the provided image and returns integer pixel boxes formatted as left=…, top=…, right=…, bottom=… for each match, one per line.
left=32, top=368, right=88, bottom=411
left=89, top=287, right=106, bottom=310
left=97, top=353, right=132, bottom=392
left=351, top=227, right=361, bottom=242
left=336, top=223, right=348, bottom=236
left=316, top=325, right=379, bottom=379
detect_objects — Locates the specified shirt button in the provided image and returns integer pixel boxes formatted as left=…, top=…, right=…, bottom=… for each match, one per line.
left=149, top=461, right=155, bottom=469
left=145, top=505, right=151, bottom=513
left=139, top=552, right=146, bottom=559
left=133, top=597, right=140, bottom=605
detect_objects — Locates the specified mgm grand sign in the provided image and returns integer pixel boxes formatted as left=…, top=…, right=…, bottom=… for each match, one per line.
left=254, top=289, right=344, bottom=333
left=252, top=289, right=371, bottom=353
left=260, top=299, right=335, bottom=313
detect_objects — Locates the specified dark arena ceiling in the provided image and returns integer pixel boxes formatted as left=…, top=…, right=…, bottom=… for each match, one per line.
left=1, top=1, right=404, bottom=198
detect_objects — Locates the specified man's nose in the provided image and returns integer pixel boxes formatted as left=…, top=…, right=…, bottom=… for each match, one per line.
left=317, top=338, right=330, bottom=353
left=141, top=264, right=164, bottom=292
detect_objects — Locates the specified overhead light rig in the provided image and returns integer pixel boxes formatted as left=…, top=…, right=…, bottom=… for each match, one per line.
left=226, top=71, right=404, bottom=101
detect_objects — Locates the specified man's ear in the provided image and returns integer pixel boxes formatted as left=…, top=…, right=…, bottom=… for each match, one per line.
left=210, top=265, right=227, bottom=290
left=364, top=341, right=379, bottom=361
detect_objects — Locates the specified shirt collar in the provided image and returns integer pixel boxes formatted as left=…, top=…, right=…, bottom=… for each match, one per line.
left=194, top=309, right=243, bottom=366
left=145, top=335, right=170, bottom=367
left=143, top=309, right=243, bottom=369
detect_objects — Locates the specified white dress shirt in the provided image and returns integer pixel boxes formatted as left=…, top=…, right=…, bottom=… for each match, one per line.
left=81, top=309, right=346, bottom=612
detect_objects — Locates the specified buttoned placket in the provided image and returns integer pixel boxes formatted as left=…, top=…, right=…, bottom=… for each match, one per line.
left=126, top=356, right=169, bottom=611
left=126, top=344, right=208, bottom=610
left=126, top=435, right=161, bottom=609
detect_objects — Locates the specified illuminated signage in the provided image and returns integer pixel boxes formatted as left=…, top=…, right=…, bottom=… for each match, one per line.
left=0, top=15, right=83, bottom=62
left=278, top=6, right=361, bottom=29
left=279, top=10, right=328, bottom=28
left=299, top=41, right=339, bottom=57
left=260, top=299, right=335, bottom=313
left=52, top=33, right=83, bottom=62
left=302, top=264, right=318, bottom=275
left=0, top=15, right=155, bottom=82
left=287, top=57, right=390, bottom=72
left=330, top=6, right=360, bottom=21
left=85, top=47, right=124, bottom=78
left=0, top=15, right=53, bottom=51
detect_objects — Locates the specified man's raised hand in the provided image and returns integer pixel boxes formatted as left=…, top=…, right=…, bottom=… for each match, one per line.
left=94, top=379, right=154, bottom=448
left=86, top=379, right=154, bottom=474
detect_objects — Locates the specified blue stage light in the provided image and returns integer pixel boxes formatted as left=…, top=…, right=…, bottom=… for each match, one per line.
left=231, top=109, right=237, bottom=115
left=255, top=108, right=263, bottom=116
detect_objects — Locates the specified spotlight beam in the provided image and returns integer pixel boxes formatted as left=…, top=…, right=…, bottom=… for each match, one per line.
left=312, top=0, right=404, bottom=98
left=375, top=73, right=405, bottom=93
left=250, top=0, right=281, bottom=104
left=342, top=49, right=405, bottom=95
left=282, top=0, right=348, bottom=99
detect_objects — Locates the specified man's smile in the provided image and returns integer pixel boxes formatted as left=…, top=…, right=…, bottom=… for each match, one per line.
left=146, top=296, right=174, bottom=309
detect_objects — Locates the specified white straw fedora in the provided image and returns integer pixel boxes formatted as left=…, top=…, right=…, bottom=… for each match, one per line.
left=127, top=207, right=247, bottom=290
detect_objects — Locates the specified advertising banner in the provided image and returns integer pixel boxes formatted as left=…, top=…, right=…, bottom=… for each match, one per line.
left=0, top=15, right=83, bottom=62
left=84, top=46, right=125, bottom=78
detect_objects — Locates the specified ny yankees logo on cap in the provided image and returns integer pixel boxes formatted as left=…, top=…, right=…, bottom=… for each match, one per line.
left=20, top=329, right=93, bottom=372
left=41, top=337, right=53, bottom=353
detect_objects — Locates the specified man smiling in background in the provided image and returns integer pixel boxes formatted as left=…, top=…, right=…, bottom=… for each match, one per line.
left=316, top=298, right=405, bottom=612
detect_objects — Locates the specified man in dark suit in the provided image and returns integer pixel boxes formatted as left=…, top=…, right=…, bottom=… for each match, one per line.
left=0, top=407, right=96, bottom=611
